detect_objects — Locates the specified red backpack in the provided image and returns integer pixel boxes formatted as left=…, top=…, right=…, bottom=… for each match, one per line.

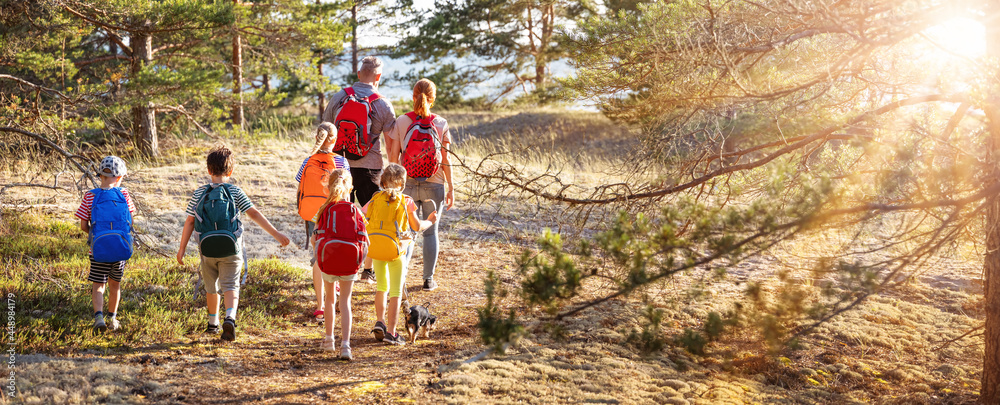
left=314, top=201, right=369, bottom=276
left=401, top=112, right=443, bottom=178
left=333, top=87, right=381, bottom=160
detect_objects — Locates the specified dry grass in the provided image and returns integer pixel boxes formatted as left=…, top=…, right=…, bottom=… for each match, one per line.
left=4, top=109, right=987, bottom=404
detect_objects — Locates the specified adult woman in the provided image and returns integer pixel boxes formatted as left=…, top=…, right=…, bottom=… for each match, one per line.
left=387, top=79, right=453, bottom=291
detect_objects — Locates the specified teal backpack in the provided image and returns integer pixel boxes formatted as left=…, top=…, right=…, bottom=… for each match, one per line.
left=194, top=184, right=243, bottom=258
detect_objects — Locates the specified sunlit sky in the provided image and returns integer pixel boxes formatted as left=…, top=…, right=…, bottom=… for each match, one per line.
left=923, top=17, right=986, bottom=58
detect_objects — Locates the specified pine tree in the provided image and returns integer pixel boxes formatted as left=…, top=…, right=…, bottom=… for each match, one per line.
left=475, top=1, right=1000, bottom=402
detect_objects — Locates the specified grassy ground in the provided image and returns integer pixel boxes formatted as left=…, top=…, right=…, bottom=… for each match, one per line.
left=2, top=109, right=986, bottom=404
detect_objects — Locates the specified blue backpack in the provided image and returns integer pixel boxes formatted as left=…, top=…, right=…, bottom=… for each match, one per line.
left=89, top=188, right=134, bottom=262
left=194, top=184, right=243, bottom=258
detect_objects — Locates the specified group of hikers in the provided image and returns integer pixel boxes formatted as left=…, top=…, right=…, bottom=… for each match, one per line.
left=75, top=56, right=454, bottom=360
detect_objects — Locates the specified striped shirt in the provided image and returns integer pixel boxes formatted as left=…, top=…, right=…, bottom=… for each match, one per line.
left=75, top=188, right=137, bottom=222
left=295, top=152, right=350, bottom=183
left=184, top=184, right=254, bottom=217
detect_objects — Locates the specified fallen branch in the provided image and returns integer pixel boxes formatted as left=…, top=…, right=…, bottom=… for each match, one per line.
left=0, top=127, right=97, bottom=189
left=932, top=324, right=985, bottom=352
left=0, top=183, right=72, bottom=196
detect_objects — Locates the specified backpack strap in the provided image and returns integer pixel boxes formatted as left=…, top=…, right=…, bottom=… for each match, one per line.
left=344, top=86, right=379, bottom=102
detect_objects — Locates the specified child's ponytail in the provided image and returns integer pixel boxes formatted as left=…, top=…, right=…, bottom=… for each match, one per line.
left=379, top=163, right=407, bottom=202
left=412, top=79, right=436, bottom=118
left=310, top=122, right=336, bottom=155
left=317, top=168, right=352, bottom=214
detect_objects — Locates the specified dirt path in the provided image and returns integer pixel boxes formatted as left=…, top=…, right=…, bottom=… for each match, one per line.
left=139, top=250, right=497, bottom=404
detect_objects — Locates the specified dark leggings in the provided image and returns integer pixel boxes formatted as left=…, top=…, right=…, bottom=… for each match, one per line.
left=350, top=167, right=381, bottom=207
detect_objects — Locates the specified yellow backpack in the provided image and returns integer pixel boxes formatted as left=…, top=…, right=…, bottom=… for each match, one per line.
left=365, top=191, right=408, bottom=261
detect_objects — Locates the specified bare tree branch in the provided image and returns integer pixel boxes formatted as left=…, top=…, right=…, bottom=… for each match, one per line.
left=0, top=127, right=97, bottom=188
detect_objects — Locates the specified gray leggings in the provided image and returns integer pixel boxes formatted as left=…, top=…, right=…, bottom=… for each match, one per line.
left=403, top=178, right=446, bottom=280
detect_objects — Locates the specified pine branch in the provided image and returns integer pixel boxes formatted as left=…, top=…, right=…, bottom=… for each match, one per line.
left=462, top=94, right=969, bottom=206
left=153, top=104, right=218, bottom=139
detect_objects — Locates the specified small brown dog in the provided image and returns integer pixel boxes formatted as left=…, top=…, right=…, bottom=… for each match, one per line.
left=403, top=302, right=436, bottom=344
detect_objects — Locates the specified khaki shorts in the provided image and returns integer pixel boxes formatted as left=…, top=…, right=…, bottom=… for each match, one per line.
left=321, top=272, right=358, bottom=283
left=201, top=254, right=243, bottom=294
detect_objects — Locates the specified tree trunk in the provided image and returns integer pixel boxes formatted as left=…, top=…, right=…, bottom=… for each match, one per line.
left=232, top=0, right=244, bottom=130
left=316, top=0, right=325, bottom=121
left=130, top=27, right=158, bottom=157
left=535, top=4, right=555, bottom=89
left=317, top=61, right=326, bottom=121
left=262, top=73, right=270, bottom=93
left=982, top=3, right=1000, bottom=402
left=351, top=2, right=359, bottom=75
left=983, top=97, right=1000, bottom=403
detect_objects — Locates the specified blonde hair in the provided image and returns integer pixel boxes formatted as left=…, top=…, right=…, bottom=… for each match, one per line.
left=378, top=163, right=407, bottom=202
left=310, top=122, right=337, bottom=155
left=317, top=169, right=352, bottom=214
left=413, top=78, right=436, bottom=118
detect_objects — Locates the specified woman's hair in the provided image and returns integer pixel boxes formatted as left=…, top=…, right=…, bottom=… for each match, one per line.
left=412, top=78, right=436, bottom=118
left=310, top=122, right=337, bottom=155
left=378, top=163, right=407, bottom=201
left=317, top=168, right=352, bottom=214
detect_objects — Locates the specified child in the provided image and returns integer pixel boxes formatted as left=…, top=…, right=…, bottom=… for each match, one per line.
left=177, top=146, right=290, bottom=341
left=364, top=163, right=436, bottom=345
left=311, top=169, right=367, bottom=360
left=76, top=156, right=136, bottom=332
left=296, top=123, right=351, bottom=322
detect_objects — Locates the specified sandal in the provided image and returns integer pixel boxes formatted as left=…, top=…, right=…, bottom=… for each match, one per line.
left=313, top=309, right=324, bottom=322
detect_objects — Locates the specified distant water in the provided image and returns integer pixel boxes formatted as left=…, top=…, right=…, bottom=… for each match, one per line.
left=320, top=55, right=584, bottom=107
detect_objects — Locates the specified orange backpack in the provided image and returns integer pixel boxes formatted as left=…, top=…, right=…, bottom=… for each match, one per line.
left=297, top=153, right=336, bottom=222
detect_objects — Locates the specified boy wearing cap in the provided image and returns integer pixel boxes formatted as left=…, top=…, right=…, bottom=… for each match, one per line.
left=75, top=156, right=136, bottom=332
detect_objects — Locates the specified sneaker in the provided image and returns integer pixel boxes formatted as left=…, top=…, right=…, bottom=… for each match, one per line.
left=205, top=323, right=220, bottom=334
left=422, top=279, right=438, bottom=291
left=94, top=316, right=107, bottom=332
left=340, top=346, right=353, bottom=361
left=383, top=332, right=406, bottom=346
left=221, top=317, right=237, bottom=341
left=321, top=337, right=335, bottom=351
left=372, top=321, right=387, bottom=342
left=109, top=318, right=120, bottom=331
left=360, top=269, right=375, bottom=284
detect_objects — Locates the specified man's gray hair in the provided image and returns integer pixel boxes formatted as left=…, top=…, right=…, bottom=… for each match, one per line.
left=359, top=56, right=383, bottom=74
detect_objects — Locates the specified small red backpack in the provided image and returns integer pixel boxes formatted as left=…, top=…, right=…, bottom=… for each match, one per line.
left=314, top=201, right=369, bottom=276
left=333, top=87, right=381, bottom=160
left=401, top=112, right=442, bottom=178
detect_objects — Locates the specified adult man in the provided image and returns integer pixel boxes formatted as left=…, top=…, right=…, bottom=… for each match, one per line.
left=322, top=56, right=397, bottom=208
left=322, top=56, right=396, bottom=283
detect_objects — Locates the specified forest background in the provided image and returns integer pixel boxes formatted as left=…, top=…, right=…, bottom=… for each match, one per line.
left=4, top=1, right=1000, bottom=404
